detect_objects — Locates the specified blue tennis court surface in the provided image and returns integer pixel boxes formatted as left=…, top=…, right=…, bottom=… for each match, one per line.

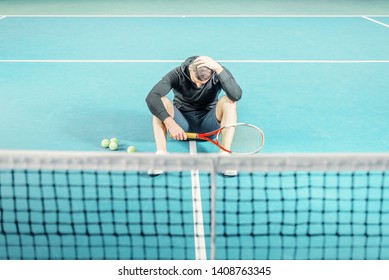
left=1, top=15, right=389, bottom=260
left=1, top=16, right=389, bottom=153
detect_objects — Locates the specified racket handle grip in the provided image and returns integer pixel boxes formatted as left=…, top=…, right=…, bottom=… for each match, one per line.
left=185, top=132, right=198, bottom=139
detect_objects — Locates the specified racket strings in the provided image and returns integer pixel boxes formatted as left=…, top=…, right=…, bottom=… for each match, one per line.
left=220, top=125, right=263, bottom=154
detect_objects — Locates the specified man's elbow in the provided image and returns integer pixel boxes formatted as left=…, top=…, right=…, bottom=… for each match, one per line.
left=145, top=93, right=157, bottom=105
left=233, top=88, right=243, bottom=102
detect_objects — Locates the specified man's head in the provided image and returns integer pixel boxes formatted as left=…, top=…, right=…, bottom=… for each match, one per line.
left=189, top=58, right=212, bottom=85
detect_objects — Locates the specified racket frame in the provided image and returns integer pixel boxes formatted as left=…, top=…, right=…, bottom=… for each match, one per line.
left=185, top=123, right=265, bottom=154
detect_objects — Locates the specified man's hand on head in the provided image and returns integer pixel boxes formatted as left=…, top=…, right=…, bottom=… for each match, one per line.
left=193, top=56, right=223, bottom=74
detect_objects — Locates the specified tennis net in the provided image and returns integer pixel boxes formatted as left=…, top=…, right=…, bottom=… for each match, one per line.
left=0, top=150, right=388, bottom=260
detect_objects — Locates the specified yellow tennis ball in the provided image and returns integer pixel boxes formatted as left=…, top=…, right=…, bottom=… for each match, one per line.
left=110, top=138, right=119, bottom=144
left=109, top=141, right=118, bottom=151
left=127, top=146, right=137, bottom=153
left=101, top=139, right=110, bottom=148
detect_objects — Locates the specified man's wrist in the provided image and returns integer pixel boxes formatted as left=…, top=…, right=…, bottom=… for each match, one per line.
left=163, top=117, right=175, bottom=127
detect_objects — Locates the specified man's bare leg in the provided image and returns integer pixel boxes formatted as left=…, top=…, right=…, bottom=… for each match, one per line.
left=215, top=95, right=237, bottom=152
left=152, top=97, right=174, bottom=153
left=148, top=97, right=174, bottom=176
left=215, top=96, right=238, bottom=176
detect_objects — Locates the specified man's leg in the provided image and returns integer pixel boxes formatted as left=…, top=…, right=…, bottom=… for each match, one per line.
left=215, top=96, right=238, bottom=177
left=215, top=96, right=238, bottom=152
left=152, top=97, right=174, bottom=153
left=148, top=97, right=175, bottom=176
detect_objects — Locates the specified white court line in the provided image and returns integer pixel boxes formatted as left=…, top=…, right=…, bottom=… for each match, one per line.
left=3, top=14, right=389, bottom=18
left=362, top=16, right=389, bottom=28
left=189, top=140, right=207, bottom=260
left=0, top=60, right=183, bottom=63
left=0, top=16, right=5, bottom=20
left=1, top=59, right=389, bottom=63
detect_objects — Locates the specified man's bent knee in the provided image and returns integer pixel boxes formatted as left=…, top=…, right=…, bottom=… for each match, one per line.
left=220, top=96, right=237, bottom=109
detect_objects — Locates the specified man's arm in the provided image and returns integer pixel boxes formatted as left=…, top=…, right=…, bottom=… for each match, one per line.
left=193, top=56, right=242, bottom=101
left=146, top=68, right=182, bottom=121
left=145, top=70, right=188, bottom=140
left=217, top=67, right=242, bottom=101
left=145, top=79, right=172, bottom=121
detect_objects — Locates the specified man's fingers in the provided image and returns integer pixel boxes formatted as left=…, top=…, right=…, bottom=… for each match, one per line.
left=172, top=131, right=187, bottom=141
left=193, top=60, right=204, bottom=66
left=194, top=57, right=218, bottom=71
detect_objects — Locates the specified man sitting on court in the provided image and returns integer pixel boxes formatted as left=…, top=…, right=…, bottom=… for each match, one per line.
left=145, top=55, right=242, bottom=176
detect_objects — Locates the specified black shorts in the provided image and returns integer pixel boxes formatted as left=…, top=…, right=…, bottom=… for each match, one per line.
left=173, top=106, right=220, bottom=134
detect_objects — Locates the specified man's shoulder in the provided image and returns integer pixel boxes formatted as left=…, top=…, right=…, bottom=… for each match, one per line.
left=161, top=66, right=186, bottom=86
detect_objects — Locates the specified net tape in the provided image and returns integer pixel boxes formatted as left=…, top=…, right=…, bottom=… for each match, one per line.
left=1, top=150, right=389, bottom=172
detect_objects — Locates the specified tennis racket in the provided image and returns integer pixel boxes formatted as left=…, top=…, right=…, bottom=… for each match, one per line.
left=185, top=123, right=265, bottom=154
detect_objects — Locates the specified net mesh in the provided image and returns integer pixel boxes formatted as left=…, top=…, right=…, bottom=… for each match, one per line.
left=1, top=150, right=389, bottom=260
left=216, top=170, right=389, bottom=259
